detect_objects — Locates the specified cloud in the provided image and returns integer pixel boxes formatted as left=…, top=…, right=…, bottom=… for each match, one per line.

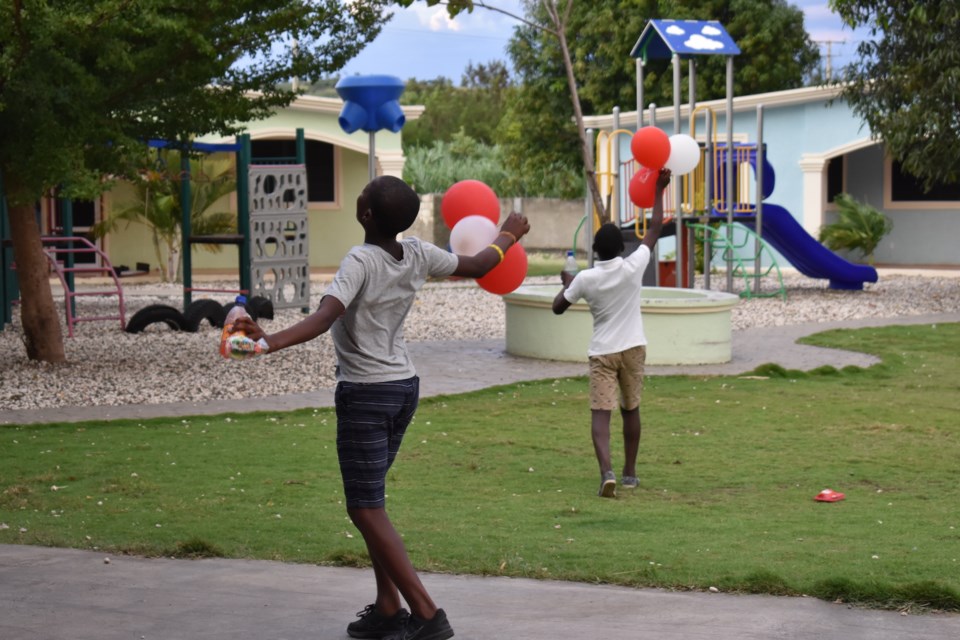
left=430, top=10, right=461, bottom=32
left=666, top=25, right=686, bottom=36
left=397, top=2, right=461, bottom=32
left=409, top=0, right=525, bottom=34
left=702, top=25, right=722, bottom=36
left=685, top=34, right=725, bottom=51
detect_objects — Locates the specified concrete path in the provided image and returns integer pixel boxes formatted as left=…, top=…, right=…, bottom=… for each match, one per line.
left=5, top=312, right=958, bottom=426
left=1, top=544, right=958, bottom=640
left=2, top=312, right=959, bottom=639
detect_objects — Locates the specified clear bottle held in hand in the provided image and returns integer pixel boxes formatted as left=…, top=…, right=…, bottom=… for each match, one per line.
left=562, top=250, right=579, bottom=277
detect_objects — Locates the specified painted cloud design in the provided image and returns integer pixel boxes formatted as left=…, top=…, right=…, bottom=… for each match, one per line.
left=666, top=25, right=686, bottom=35
left=702, top=25, right=722, bottom=36
left=685, top=34, right=725, bottom=51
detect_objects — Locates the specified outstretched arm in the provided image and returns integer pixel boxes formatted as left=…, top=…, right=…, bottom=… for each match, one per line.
left=453, top=212, right=530, bottom=278
left=642, top=168, right=672, bottom=251
left=233, top=295, right=345, bottom=353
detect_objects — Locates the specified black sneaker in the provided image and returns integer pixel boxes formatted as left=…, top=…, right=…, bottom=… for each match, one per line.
left=385, top=608, right=454, bottom=640
left=347, top=604, right=410, bottom=639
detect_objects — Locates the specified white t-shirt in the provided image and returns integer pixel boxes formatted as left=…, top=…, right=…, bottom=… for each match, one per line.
left=563, top=244, right=650, bottom=357
left=324, top=237, right=458, bottom=382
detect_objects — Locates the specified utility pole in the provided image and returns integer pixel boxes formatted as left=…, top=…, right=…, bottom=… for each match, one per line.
left=815, top=39, right=845, bottom=82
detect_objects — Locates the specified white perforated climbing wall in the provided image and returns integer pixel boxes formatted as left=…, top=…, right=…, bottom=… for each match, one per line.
left=249, top=165, right=310, bottom=310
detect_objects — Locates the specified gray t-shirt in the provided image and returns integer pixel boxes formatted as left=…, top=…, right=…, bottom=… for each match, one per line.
left=324, top=237, right=458, bottom=383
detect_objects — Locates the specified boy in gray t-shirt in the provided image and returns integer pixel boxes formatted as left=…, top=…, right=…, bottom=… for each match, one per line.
left=235, top=175, right=529, bottom=640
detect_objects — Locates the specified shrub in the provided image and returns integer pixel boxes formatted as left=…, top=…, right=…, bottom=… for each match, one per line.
left=818, top=194, right=893, bottom=264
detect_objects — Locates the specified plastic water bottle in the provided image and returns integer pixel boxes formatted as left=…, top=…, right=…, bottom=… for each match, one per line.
left=219, top=295, right=265, bottom=360
left=562, top=250, right=579, bottom=277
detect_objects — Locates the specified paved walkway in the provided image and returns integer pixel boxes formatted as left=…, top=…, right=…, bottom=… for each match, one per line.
left=2, top=312, right=960, bottom=639
left=5, top=312, right=958, bottom=426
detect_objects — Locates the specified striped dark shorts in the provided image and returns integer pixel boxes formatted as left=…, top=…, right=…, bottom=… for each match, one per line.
left=335, top=376, right=420, bottom=509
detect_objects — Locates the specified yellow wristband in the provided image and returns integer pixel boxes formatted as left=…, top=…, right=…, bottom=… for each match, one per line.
left=488, top=243, right=505, bottom=263
left=498, top=230, right=518, bottom=244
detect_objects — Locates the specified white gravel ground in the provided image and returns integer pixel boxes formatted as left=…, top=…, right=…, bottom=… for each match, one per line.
left=1, top=271, right=958, bottom=412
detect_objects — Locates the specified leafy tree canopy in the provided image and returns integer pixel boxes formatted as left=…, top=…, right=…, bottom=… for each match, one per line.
left=832, top=0, right=960, bottom=188
left=401, top=61, right=514, bottom=148
left=0, top=0, right=391, bottom=204
left=0, top=0, right=389, bottom=362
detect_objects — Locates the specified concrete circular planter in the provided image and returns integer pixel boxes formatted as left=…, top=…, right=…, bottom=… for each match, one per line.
left=503, top=284, right=740, bottom=365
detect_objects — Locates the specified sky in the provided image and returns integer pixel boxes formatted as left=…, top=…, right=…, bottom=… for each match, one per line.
left=339, top=1, right=872, bottom=84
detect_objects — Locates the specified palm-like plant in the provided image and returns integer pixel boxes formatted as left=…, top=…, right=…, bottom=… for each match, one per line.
left=93, top=150, right=237, bottom=281
left=818, top=193, right=893, bottom=265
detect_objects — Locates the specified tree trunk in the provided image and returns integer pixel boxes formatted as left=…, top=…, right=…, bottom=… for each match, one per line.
left=167, top=243, right=180, bottom=284
left=7, top=201, right=66, bottom=362
left=548, top=1, right=609, bottom=224
left=151, top=230, right=169, bottom=282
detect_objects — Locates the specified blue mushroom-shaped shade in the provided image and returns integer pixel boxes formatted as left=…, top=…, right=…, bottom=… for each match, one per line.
left=335, top=75, right=407, bottom=134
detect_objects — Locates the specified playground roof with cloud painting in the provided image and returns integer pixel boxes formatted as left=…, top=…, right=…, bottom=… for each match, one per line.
left=630, top=20, right=740, bottom=60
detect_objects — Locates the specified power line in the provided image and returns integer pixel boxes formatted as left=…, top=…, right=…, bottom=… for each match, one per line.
left=386, top=26, right=512, bottom=43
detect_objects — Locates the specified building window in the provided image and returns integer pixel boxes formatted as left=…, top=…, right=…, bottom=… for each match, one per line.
left=891, top=160, right=960, bottom=202
left=826, top=156, right=844, bottom=204
left=250, top=138, right=336, bottom=203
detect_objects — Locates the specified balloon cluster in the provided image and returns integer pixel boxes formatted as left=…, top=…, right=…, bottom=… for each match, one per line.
left=441, top=180, right=527, bottom=295
left=628, top=127, right=701, bottom=208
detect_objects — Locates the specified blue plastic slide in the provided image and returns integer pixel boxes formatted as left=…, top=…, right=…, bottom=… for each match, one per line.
left=739, top=204, right=878, bottom=290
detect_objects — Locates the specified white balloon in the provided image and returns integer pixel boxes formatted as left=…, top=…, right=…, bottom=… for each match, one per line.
left=450, top=215, right=499, bottom=256
left=665, top=134, right=701, bottom=175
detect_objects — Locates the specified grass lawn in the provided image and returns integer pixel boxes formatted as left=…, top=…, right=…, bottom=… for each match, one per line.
left=2, top=323, right=959, bottom=612
left=525, top=251, right=567, bottom=277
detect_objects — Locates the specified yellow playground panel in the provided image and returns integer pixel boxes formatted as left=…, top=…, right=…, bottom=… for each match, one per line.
left=594, top=107, right=762, bottom=240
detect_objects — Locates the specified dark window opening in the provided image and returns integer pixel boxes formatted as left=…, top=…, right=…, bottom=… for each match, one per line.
left=826, top=156, right=844, bottom=203
left=250, top=139, right=335, bottom=203
left=53, top=199, right=96, bottom=229
left=52, top=199, right=98, bottom=264
left=891, top=160, right=960, bottom=201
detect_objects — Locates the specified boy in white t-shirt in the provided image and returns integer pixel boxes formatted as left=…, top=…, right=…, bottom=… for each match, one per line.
left=552, top=168, right=671, bottom=498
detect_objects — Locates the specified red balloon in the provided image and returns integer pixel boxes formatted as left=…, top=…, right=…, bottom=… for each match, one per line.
left=478, top=243, right=528, bottom=295
left=441, top=180, right=500, bottom=229
left=628, top=167, right=658, bottom=208
left=630, top=126, right=671, bottom=170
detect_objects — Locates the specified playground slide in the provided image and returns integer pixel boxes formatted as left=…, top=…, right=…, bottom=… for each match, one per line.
left=740, top=203, right=878, bottom=290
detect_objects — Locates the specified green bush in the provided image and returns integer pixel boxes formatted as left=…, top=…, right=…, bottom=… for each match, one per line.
left=818, top=194, right=893, bottom=264
left=403, top=131, right=508, bottom=195
left=402, top=130, right=583, bottom=198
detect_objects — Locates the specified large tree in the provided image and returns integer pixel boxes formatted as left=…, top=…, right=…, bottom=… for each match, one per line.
left=398, top=0, right=619, bottom=220
left=0, top=0, right=389, bottom=362
left=500, top=0, right=820, bottom=202
left=832, top=0, right=960, bottom=188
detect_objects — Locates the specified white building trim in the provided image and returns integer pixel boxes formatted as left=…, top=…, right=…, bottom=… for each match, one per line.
left=799, top=137, right=879, bottom=234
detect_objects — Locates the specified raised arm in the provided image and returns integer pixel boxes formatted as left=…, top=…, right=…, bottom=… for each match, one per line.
left=453, top=212, right=530, bottom=279
left=642, top=168, right=672, bottom=251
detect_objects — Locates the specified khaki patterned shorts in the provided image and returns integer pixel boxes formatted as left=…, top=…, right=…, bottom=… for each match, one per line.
left=588, top=345, right=646, bottom=411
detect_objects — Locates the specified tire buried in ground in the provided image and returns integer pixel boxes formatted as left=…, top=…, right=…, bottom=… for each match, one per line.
left=183, top=299, right=228, bottom=332
left=125, top=304, right=189, bottom=333
left=248, top=296, right=274, bottom=320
